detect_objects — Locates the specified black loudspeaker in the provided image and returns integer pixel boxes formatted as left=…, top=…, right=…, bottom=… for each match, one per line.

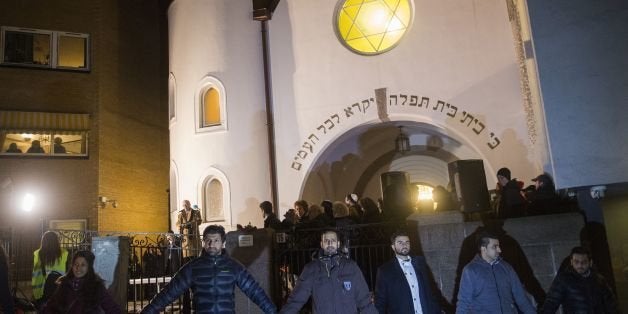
left=448, top=160, right=490, bottom=212
left=380, top=171, right=413, bottom=218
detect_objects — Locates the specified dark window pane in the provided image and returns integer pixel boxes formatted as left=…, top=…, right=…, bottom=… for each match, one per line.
left=3, top=31, right=50, bottom=65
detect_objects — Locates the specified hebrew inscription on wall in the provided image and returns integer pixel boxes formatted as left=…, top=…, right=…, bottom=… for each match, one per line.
left=290, top=88, right=502, bottom=171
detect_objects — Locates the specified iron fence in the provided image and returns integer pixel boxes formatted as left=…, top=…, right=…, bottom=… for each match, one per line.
left=272, top=221, right=409, bottom=308
left=5, top=229, right=202, bottom=313
left=3, top=221, right=409, bottom=313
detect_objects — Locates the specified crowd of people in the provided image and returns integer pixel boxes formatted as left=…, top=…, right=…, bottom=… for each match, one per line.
left=4, top=137, right=67, bottom=155
left=0, top=167, right=615, bottom=314
left=261, top=195, right=388, bottom=233
left=495, top=167, right=575, bottom=219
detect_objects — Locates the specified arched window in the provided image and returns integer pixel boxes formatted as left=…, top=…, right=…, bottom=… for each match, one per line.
left=195, top=76, right=227, bottom=133
left=169, top=161, right=179, bottom=215
left=168, top=73, right=176, bottom=122
left=204, top=179, right=223, bottom=221
left=202, top=87, right=220, bottom=126
left=197, top=167, right=231, bottom=225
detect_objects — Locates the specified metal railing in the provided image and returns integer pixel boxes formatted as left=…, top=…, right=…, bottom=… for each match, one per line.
left=272, top=221, right=409, bottom=308
left=3, top=221, right=409, bottom=313
left=5, top=229, right=202, bottom=313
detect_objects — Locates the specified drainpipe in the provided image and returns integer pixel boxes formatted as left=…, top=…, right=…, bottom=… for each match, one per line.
left=253, top=0, right=280, bottom=210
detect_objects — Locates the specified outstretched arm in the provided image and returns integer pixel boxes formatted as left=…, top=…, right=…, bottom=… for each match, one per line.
left=236, top=268, right=277, bottom=314
left=279, top=265, right=314, bottom=314
left=352, top=263, right=377, bottom=314
left=455, top=268, right=474, bottom=314
left=508, top=266, right=536, bottom=314
left=141, top=266, right=193, bottom=314
left=374, top=267, right=388, bottom=314
left=539, top=273, right=565, bottom=314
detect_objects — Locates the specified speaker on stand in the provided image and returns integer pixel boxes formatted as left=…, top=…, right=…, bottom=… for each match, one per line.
left=447, top=159, right=490, bottom=213
left=380, top=171, right=413, bottom=219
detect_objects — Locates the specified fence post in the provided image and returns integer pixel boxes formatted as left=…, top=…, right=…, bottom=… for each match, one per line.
left=92, top=236, right=130, bottom=310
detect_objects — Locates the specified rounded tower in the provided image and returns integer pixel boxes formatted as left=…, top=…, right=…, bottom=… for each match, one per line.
left=168, top=0, right=271, bottom=230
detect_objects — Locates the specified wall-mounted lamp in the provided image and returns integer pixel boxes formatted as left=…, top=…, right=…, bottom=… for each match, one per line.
left=590, top=185, right=607, bottom=200
left=395, top=126, right=410, bottom=154
left=98, top=196, right=118, bottom=208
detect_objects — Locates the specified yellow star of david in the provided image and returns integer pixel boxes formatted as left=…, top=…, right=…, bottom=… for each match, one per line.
left=336, top=0, right=412, bottom=55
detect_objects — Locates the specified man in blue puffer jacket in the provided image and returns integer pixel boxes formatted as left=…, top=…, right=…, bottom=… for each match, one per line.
left=456, top=230, right=535, bottom=314
left=141, top=225, right=277, bottom=314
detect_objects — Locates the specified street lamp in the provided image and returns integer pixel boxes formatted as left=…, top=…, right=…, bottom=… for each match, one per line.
left=21, top=193, right=35, bottom=212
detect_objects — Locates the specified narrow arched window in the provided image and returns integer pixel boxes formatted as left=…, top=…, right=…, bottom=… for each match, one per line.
left=168, top=73, right=176, bottom=122
left=204, top=178, right=224, bottom=221
left=202, top=87, right=221, bottom=127
left=196, top=76, right=227, bottom=133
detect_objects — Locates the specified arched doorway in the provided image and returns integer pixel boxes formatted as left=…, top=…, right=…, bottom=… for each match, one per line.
left=300, top=120, right=488, bottom=204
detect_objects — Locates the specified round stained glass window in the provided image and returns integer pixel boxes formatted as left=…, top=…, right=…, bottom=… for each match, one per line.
left=335, top=0, right=413, bottom=55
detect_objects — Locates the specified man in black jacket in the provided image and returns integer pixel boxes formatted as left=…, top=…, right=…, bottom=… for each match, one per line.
left=141, top=225, right=276, bottom=314
left=496, top=167, right=527, bottom=219
left=540, top=246, right=618, bottom=314
left=280, top=229, right=377, bottom=314
left=375, top=230, right=442, bottom=314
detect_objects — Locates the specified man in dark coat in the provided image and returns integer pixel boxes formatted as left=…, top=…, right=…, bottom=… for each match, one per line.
left=280, top=229, right=377, bottom=314
left=260, top=201, right=282, bottom=229
left=141, top=225, right=276, bottom=314
left=496, top=167, right=527, bottom=219
left=540, top=246, right=618, bottom=314
left=375, top=230, right=442, bottom=314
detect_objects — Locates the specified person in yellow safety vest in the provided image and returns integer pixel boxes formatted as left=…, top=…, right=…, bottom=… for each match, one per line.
left=32, top=231, right=68, bottom=301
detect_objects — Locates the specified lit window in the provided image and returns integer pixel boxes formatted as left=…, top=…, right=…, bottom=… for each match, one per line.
left=202, top=88, right=221, bottom=127
left=57, top=33, right=88, bottom=69
left=0, top=111, right=90, bottom=157
left=1, top=131, right=88, bottom=157
left=1, top=26, right=90, bottom=71
left=335, top=0, right=412, bottom=55
left=196, top=76, right=227, bottom=133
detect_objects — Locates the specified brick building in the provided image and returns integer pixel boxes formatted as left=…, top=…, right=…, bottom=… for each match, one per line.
left=0, top=0, right=171, bottom=242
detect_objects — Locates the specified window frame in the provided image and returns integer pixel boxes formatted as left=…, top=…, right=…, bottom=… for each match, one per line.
left=168, top=72, right=177, bottom=125
left=196, top=167, right=231, bottom=226
left=0, top=130, right=89, bottom=158
left=1, top=26, right=90, bottom=72
left=195, top=76, right=227, bottom=134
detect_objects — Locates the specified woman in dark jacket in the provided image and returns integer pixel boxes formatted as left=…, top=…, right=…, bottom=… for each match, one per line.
left=44, top=250, right=121, bottom=314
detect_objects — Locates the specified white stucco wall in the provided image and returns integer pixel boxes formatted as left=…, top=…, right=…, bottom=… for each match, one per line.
left=168, top=0, right=558, bottom=224
left=270, top=0, right=543, bottom=210
left=168, top=0, right=271, bottom=230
